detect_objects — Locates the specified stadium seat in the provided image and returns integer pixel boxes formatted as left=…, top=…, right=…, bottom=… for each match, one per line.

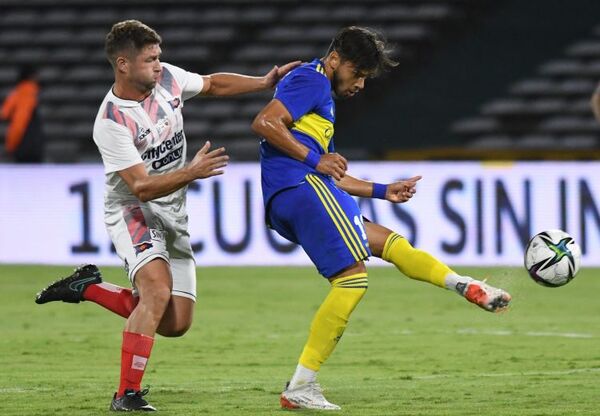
left=566, top=41, right=600, bottom=58
left=0, top=0, right=502, bottom=160
left=0, top=67, right=17, bottom=83
left=0, top=29, right=34, bottom=46
left=560, top=135, right=598, bottom=148
left=467, top=135, right=514, bottom=149
left=181, top=121, right=213, bottom=138
left=452, top=23, right=600, bottom=154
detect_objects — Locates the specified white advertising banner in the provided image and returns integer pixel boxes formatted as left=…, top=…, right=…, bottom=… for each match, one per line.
left=0, top=162, right=599, bottom=267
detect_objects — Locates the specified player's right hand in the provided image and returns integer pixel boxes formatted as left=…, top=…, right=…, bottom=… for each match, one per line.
left=316, top=153, right=347, bottom=180
left=188, top=141, right=229, bottom=179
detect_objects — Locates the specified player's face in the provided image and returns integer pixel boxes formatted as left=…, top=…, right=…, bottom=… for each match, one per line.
left=332, top=60, right=371, bottom=99
left=128, top=44, right=162, bottom=92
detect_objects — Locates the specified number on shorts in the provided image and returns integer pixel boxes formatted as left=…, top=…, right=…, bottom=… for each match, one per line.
left=354, top=215, right=367, bottom=240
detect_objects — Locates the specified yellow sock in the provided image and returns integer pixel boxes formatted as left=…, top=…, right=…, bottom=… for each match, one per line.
left=298, top=273, right=368, bottom=371
left=382, top=233, right=453, bottom=288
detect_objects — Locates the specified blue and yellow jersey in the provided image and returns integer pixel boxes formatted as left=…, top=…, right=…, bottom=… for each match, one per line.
left=260, top=58, right=335, bottom=209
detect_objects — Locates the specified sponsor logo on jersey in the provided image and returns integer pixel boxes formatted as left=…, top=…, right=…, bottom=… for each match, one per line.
left=152, top=147, right=183, bottom=170
left=141, top=130, right=184, bottom=161
left=156, top=117, right=170, bottom=135
left=169, top=97, right=181, bottom=110
left=150, top=229, right=166, bottom=241
left=135, top=127, right=152, bottom=149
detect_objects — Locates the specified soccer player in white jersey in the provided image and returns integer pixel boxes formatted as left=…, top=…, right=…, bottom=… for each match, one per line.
left=35, top=20, right=299, bottom=412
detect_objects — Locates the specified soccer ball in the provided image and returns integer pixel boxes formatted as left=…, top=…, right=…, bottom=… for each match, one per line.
left=524, top=230, right=581, bottom=287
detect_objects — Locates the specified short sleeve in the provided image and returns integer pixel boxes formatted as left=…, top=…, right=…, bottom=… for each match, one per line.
left=160, top=62, right=204, bottom=101
left=93, top=120, right=144, bottom=174
left=274, top=71, right=329, bottom=121
left=327, top=139, right=335, bottom=153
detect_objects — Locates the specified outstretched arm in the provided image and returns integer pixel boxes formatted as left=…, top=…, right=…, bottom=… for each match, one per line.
left=200, top=61, right=301, bottom=96
left=336, top=174, right=422, bottom=203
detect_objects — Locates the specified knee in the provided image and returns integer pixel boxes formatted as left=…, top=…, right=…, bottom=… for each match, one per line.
left=383, top=235, right=416, bottom=264
left=331, top=272, right=369, bottom=292
left=159, top=320, right=192, bottom=338
left=152, top=284, right=172, bottom=307
left=139, top=285, right=171, bottom=316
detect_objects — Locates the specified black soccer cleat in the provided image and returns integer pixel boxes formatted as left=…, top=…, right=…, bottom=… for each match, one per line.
left=110, top=389, right=156, bottom=412
left=35, top=264, right=102, bottom=304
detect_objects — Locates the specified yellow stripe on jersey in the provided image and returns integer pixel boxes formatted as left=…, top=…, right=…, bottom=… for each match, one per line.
left=291, top=112, right=334, bottom=153
left=309, top=175, right=369, bottom=259
left=315, top=63, right=326, bottom=75
left=307, top=175, right=369, bottom=260
left=306, top=175, right=362, bottom=262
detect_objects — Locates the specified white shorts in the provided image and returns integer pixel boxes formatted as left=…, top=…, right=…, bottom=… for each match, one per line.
left=105, top=202, right=197, bottom=301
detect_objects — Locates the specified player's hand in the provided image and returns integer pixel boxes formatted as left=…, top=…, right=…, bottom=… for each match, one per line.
left=316, top=153, right=348, bottom=181
left=187, top=141, right=229, bottom=179
left=385, top=176, right=422, bottom=203
left=262, top=61, right=302, bottom=89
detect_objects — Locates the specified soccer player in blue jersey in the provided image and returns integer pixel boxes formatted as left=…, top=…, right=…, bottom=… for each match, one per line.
left=252, top=26, right=512, bottom=410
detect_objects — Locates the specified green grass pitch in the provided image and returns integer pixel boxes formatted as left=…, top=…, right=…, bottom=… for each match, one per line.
left=1, top=264, right=599, bottom=415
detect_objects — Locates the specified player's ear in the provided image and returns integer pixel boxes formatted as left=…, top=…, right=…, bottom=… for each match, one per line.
left=328, top=50, right=340, bottom=70
left=116, top=56, right=129, bottom=74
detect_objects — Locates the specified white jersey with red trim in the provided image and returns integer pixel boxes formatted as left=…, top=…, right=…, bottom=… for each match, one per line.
left=93, top=62, right=204, bottom=212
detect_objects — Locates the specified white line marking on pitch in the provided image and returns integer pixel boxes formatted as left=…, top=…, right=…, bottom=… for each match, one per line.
left=413, top=367, right=600, bottom=380
left=0, top=387, right=52, bottom=394
left=350, top=328, right=596, bottom=338
left=455, top=328, right=594, bottom=338
left=524, top=331, right=593, bottom=338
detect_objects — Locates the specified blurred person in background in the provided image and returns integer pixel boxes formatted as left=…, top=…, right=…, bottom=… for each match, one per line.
left=34, top=19, right=299, bottom=412
left=253, top=26, right=512, bottom=410
left=0, top=65, right=46, bottom=163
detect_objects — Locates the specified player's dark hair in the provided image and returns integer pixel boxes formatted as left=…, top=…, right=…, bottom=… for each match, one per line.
left=327, top=26, right=398, bottom=76
left=105, top=20, right=162, bottom=67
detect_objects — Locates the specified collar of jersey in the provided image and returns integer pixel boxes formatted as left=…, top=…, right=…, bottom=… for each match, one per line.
left=313, top=59, right=328, bottom=78
left=108, top=86, right=146, bottom=108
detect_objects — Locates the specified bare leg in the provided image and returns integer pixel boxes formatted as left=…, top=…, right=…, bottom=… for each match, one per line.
left=156, top=296, right=194, bottom=337
left=125, top=258, right=172, bottom=336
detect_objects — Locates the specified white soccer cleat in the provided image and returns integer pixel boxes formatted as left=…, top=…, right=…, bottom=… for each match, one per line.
left=460, top=279, right=512, bottom=313
left=280, top=381, right=341, bottom=410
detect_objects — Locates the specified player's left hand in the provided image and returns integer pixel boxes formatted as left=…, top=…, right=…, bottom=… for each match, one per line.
left=263, top=61, right=302, bottom=89
left=385, top=176, right=422, bottom=203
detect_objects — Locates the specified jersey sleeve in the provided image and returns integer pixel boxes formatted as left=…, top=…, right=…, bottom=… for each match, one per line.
left=160, top=62, right=204, bottom=101
left=93, top=120, right=144, bottom=174
left=327, top=139, right=335, bottom=153
left=274, top=71, right=329, bottom=121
